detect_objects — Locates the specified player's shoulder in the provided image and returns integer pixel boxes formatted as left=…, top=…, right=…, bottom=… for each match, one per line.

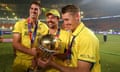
left=15, top=19, right=27, bottom=25
left=38, top=21, right=48, bottom=30
left=38, top=21, right=48, bottom=27
left=38, top=20, right=46, bottom=25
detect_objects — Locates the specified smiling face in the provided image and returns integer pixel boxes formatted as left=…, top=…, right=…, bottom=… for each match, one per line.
left=46, top=14, right=59, bottom=29
left=62, top=12, right=80, bottom=32
left=29, top=3, right=41, bottom=20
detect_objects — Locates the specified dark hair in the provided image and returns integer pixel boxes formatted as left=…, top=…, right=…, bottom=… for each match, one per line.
left=61, top=5, right=80, bottom=14
left=30, top=0, right=41, bottom=8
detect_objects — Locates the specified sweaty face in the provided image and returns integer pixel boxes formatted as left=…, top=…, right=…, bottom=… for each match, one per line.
left=29, top=4, right=41, bottom=19
left=46, top=14, right=59, bottom=28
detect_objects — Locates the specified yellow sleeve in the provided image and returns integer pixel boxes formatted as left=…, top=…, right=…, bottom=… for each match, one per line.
left=41, top=23, right=49, bottom=35
left=38, top=22, right=49, bottom=35
left=13, top=21, right=22, bottom=33
left=77, top=37, right=99, bottom=63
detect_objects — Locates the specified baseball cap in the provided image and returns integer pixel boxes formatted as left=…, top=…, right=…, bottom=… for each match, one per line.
left=46, top=9, right=60, bottom=18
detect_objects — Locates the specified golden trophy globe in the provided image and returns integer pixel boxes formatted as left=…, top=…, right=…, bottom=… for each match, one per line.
left=28, top=34, right=61, bottom=72
left=37, top=34, right=61, bottom=60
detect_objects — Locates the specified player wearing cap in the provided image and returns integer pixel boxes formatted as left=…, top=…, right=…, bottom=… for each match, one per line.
left=40, top=9, right=70, bottom=72
left=37, top=4, right=101, bottom=72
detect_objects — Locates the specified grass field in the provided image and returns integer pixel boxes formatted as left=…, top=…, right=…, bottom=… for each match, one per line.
left=0, top=34, right=120, bottom=72
left=97, top=34, right=120, bottom=72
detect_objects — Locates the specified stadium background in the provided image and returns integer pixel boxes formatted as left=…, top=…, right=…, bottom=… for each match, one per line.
left=0, top=0, right=120, bottom=72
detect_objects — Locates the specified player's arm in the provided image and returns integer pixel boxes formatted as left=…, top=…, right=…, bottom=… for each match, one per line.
left=50, top=60, right=92, bottom=72
left=12, top=33, right=36, bottom=56
left=53, top=51, right=67, bottom=60
left=37, top=58, right=92, bottom=72
left=12, top=46, right=16, bottom=57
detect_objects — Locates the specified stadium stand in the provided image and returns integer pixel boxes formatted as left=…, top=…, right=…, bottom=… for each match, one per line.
left=0, top=16, right=120, bottom=35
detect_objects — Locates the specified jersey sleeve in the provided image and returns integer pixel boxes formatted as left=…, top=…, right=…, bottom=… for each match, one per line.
left=13, top=21, right=22, bottom=33
left=42, top=23, right=49, bottom=35
left=77, top=37, right=99, bottom=63
left=38, top=22, right=49, bottom=35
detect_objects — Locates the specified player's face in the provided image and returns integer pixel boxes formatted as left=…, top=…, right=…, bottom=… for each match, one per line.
left=46, top=14, right=59, bottom=28
left=62, top=12, right=78, bottom=31
left=29, top=4, right=41, bottom=20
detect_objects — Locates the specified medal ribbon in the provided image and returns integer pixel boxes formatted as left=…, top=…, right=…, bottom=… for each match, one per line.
left=55, top=28, right=60, bottom=38
left=67, top=35, right=76, bottom=60
left=28, top=18, right=38, bottom=47
left=67, top=25, right=85, bottom=60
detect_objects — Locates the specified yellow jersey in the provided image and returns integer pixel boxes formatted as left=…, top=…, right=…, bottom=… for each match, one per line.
left=13, top=19, right=49, bottom=59
left=67, top=22, right=101, bottom=72
left=45, top=29, right=70, bottom=72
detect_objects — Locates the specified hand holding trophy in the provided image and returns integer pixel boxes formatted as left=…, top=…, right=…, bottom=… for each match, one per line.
left=37, top=34, right=61, bottom=60
left=29, top=34, right=61, bottom=72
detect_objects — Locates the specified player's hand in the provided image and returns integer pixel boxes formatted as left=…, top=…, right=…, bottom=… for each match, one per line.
left=31, top=48, right=37, bottom=56
left=32, top=58, right=37, bottom=68
left=37, top=57, right=50, bottom=68
left=37, top=55, right=54, bottom=68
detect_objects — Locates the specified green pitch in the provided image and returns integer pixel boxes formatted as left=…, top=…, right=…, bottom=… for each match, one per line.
left=97, top=34, right=120, bottom=72
left=0, top=34, right=120, bottom=72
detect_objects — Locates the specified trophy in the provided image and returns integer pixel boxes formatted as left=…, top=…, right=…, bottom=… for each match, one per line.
left=37, top=34, right=61, bottom=60
left=28, top=34, right=61, bottom=72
